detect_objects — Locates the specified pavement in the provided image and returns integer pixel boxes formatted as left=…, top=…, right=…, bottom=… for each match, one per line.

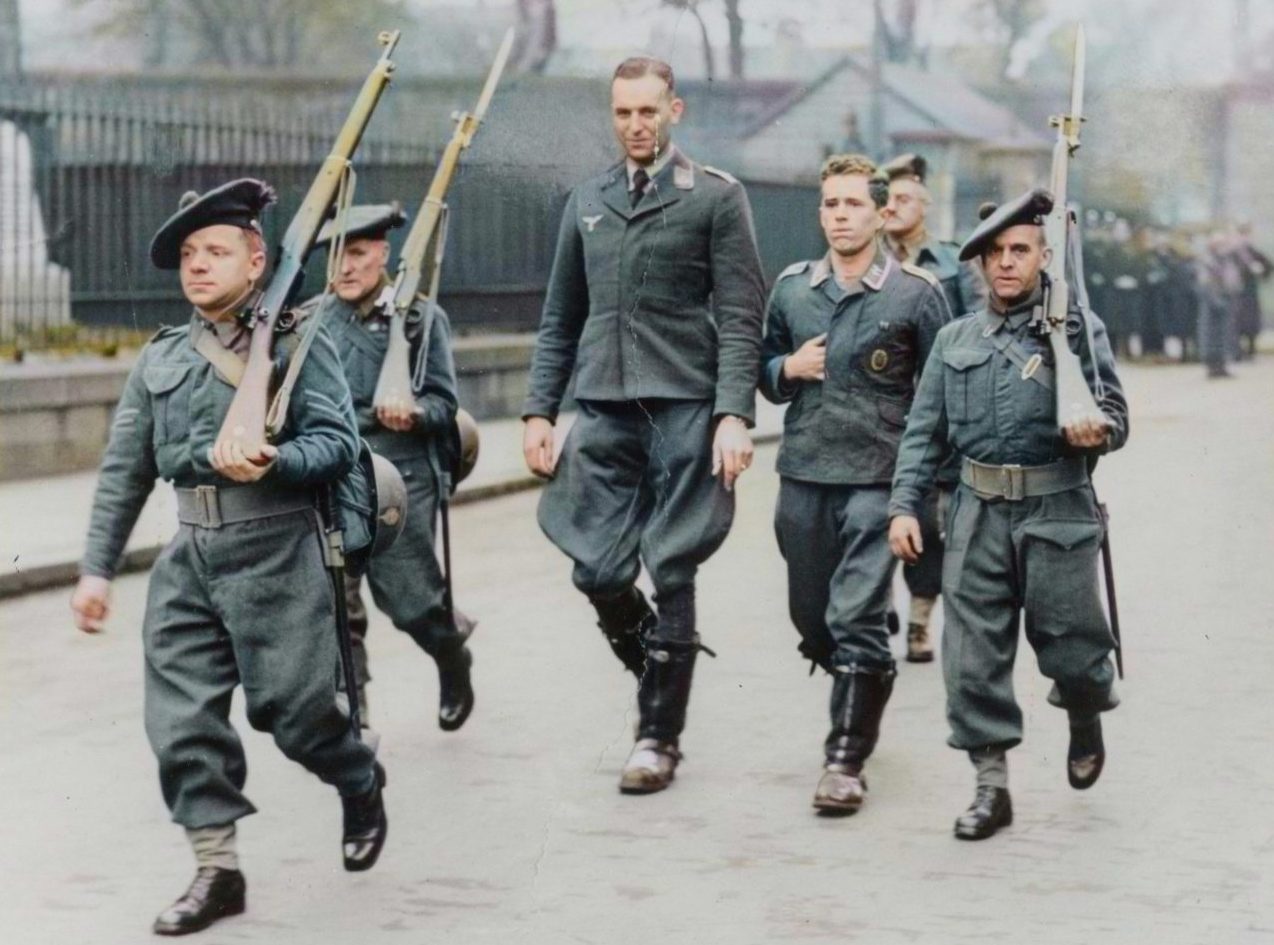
left=0, top=401, right=787, bottom=597
left=2, top=359, right=1274, bottom=943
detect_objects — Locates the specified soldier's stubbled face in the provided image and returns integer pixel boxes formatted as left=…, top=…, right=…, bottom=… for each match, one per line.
left=179, top=224, right=266, bottom=318
left=884, top=178, right=929, bottom=239
left=334, top=238, right=390, bottom=305
left=982, top=223, right=1051, bottom=306
left=820, top=173, right=884, bottom=259
left=611, top=73, right=683, bottom=165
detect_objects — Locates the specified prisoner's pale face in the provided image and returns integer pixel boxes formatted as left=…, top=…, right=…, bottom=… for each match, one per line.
left=611, top=74, right=683, bottom=165
left=820, top=174, right=884, bottom=258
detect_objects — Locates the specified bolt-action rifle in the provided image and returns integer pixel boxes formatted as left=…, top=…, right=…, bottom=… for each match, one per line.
left=215, top=30, right=400, bottom=457
left=370, top=28, right=515, bottom=411
left=1041, top=25, right=1125, bottom=679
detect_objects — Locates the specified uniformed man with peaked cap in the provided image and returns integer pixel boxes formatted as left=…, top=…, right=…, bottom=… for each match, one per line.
left=879, top=153, right=987, bottom=663
left=302, top=203, right=476, bottom=733
left=70, top=180, right=388, bottom=935
left=889, top=189, right=1128, bottom=841
left=522, top=56, right=765, bottom=794
left=760, top=153, right=950, bottom=814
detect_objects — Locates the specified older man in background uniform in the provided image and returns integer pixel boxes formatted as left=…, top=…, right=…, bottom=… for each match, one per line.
left=306, top=203, right=476, bottom=732
left=890, top=190, right=1128, bottom=841
left=761, top=154, right=950, bottom=814
left=70, top=180, right=387, bottom=935
left=879, top=153, right=986, bottom=663
left=522, top=56, right=765, bottom=794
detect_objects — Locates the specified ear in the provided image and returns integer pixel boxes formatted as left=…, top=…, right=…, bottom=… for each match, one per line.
left=247, top=246, right=267, bottom=282
left=668, top=95, right=685, bottom=126
left=1041, top=245, right=1054, bottom=268
left=377, top=241, right=391, bottom=265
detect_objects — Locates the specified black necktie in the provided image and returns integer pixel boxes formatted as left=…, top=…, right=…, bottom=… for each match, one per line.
left=630, top=168, right=649, bottom=208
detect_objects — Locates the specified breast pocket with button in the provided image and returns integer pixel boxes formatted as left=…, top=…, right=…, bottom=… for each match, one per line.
left=143, top=364, right=192, bottom=444
left=940, top=347, right=992, bottom=423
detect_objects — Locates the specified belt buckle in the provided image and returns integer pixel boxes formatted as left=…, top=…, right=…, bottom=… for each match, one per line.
left=1000, top=464, right=1024, bottom=501
left=195, top=485, right=222, bottom=528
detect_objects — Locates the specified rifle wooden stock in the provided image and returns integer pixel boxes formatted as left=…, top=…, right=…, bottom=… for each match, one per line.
left=1042, top=24, right=1105, bottom=433
left=372, top=28, right=515, bottom=411
left=217, top=30, right=400, bottom=457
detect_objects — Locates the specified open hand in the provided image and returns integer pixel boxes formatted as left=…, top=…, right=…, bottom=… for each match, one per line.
left=712, top=416, right=754, bottom=492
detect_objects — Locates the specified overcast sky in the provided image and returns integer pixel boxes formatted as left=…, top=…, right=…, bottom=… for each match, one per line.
left=17, top=0, right=1274, bottom=86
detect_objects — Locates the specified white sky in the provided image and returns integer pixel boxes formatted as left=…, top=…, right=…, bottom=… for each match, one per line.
left=17, top=0, right=1274, bottom=86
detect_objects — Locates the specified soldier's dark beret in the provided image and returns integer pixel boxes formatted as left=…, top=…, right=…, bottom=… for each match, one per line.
left=315, top=202, right=408, bottom=247
left=958, top=187, right=1054, bottom=262
left=149, top=178, right=276, bottom=270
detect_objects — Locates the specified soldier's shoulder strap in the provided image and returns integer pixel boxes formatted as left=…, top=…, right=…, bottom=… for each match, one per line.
left=702, top=164, right=739, bottom=184
left=901, top=260, right=941, bottom=288
left=777, top=260, right=811, bottom=281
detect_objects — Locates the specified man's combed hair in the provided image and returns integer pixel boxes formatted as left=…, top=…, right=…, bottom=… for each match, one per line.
left=820, top=153, right=888, bottom=208
left=613, top=56, right=676, bottom=92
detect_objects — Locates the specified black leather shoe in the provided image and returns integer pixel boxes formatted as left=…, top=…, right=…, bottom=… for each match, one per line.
left=342, top=762, right=388, bottom=872
left=437, top=645, right=475, bottom=732
left=152, top=867, right=245, bottom=936
left=954, top=786, right=1012, bottom=841
left=1068, top=717, right=1105, bottom=790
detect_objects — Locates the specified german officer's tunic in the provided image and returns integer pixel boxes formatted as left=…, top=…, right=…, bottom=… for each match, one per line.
left=525, top=148, right=765, bottom=609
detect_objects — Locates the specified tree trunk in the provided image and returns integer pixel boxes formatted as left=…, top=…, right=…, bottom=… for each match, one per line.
left=724, top=0, right=744, bottom=79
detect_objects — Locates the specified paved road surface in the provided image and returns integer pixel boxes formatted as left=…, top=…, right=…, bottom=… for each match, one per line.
left=1, top=359, right=1271, bottom=944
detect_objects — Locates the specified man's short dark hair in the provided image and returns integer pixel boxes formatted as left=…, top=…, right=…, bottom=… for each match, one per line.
left=820, top=153, right=888, bottom=209
left=613, top=56, right=676, bottom=93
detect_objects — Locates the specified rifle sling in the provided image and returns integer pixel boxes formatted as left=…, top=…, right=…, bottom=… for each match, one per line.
left=190, top=320, right=247, bottom=388
left=985, top=323, right=1056, bottom=392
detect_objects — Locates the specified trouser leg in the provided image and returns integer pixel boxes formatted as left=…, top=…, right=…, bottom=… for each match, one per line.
left=1017, top=488, right=1119, bottom=718
left=538, top=401, right=648, bottom=605
left=143, top=532, right=256, bottom=829
left=824, top=486, right=896, bottom=672
left=209, top=512, right=376, bottom=799
left=774, top=478, right=841, bottom=672
left=941, top=489, right=1026, bottom=751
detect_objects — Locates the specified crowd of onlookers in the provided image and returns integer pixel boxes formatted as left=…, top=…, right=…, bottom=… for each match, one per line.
left=1083, top=211, right=1271, bottom=378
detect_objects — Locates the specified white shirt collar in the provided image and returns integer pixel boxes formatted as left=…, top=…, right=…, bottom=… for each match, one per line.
left=627, top=146, right=676, bottom=191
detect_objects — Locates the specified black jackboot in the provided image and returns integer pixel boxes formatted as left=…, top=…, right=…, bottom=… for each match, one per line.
left=591, top=587, right=655, bottom=677
left=342, top=762, right=388, bottom=872
left=431, top=612, right=477, bottom=731
left=813, top=666, right=896, bottom=815
left=152, top=867, right=246, bottom=936
left=620, top=640, right=699, bottom=794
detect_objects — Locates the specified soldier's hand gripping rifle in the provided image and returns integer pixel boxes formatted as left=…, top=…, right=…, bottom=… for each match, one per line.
left=1040, top=24, right=1110, bottom=436
left=371, top=27, right=515, bottom=412
left=214, top=30, right=400, bottom=459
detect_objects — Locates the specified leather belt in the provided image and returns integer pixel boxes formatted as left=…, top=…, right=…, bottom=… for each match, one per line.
left=960, top=456, right=1088, bottom=502
left=176, top=484, right=313, bottom=528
